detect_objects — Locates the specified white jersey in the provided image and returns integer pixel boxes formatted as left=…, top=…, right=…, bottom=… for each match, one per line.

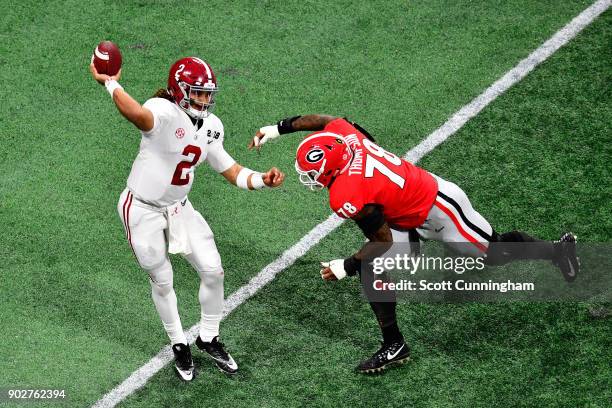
left=127, top=98, right=236, bottom=207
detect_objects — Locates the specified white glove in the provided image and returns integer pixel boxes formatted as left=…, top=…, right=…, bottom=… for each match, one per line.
left=320, top=260, right=347, bottom=280
left=253, top=125, right=280, bottom=148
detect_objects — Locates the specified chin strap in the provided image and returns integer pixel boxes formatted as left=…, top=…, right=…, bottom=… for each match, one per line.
left=187, top=107, right=211, bottom=119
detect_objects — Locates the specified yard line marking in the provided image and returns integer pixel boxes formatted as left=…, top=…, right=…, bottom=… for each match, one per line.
left=93, top=214, right=344, bottom=408
left=405, top=0, right=610, bottom=162
left=92, top=1, right=610, bottom=406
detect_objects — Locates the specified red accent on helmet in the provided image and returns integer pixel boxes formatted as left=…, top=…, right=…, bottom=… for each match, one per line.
left=167, top=57, right=218, bottom=118
left=295, top=132, right=353, bottom=190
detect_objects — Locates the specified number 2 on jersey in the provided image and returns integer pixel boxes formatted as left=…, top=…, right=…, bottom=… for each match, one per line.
left=362, top=139, right=405, bottom=188
left=171, top=145, right=201, bottom=186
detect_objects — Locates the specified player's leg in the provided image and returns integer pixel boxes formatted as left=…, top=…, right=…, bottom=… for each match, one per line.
left=118, top=190, right=188, bottom=345
left=117, top=189, right=193, bottom=380
left=418, top=175, right=494, bottom=257
left=418, top=176, right=578, bottom=280
left=487, top=231, right=579, bottom=282
left=358, top=300, right=410, bottom=373
left=181, top=200, right=237, bottom=374
left=388, top=228, right=421, bottom=255
left=357, top=235, right=411, bottom=374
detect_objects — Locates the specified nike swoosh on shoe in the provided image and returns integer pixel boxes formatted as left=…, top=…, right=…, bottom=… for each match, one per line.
left=176, top=367, right=194, bottom=381
left=567, top=261, right=576, bottom=277
left=387, top=344, right=405, bottom=360
left=209, top=354, right=238, bottom=371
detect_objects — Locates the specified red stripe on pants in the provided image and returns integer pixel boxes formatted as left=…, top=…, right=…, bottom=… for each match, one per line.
left=434, top=200, right=488, bottom=253
left=121, top=191, right=131, bottom=238
left=122, top=191, right=137, bottom=258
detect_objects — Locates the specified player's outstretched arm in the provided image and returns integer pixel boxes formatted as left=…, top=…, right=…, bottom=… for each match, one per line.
left=90, top=63, right=154, bottom=132
left=320, top=205, right=393, bottom=281
left=221, top=163, right=285, bottom=189
left=249, top=114, right=338, bottom=149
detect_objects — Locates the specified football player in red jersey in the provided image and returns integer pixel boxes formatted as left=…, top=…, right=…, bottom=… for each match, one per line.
left=250, top=114, right=579, bottom=373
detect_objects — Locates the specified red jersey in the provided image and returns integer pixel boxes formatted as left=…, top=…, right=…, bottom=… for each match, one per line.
left=326, top=119, right=438, bottom=229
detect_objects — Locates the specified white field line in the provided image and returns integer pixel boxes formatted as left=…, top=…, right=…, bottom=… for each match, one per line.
left=93, top=1, right=610, bottom=406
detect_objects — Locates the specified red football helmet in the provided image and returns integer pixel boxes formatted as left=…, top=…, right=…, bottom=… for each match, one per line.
left=167, top=57, right=218, bottom=119
left=295, top=132, right=353, bottom=190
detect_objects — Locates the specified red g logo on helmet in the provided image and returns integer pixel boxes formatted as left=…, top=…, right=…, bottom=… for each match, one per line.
left=305, top=149, right=325, bottom=163
left=295, top=132, right=353, bottom=190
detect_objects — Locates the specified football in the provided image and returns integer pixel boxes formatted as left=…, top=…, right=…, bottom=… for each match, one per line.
left=92, top=41, right=122, bottom=76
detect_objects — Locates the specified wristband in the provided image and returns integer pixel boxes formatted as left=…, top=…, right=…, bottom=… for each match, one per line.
left=105, top=79, right=123, bottom=97
left=343, top=256, right=362, bottom=276
left=236, top=168, right=266, bottom=190
left=276, top=115, right=302, bottom=134
left=250, top=172, right=266, bottom=189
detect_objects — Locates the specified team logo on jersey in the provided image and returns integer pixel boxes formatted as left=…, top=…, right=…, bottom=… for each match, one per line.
left=305, top=148, right=325, bottom=163
left=175, top=128, right=185, bottom=139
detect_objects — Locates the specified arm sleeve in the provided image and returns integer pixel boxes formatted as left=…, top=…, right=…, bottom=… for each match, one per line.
left=207, top=142, right=236, bottom=173
left=205, top=124, right=236, bottom=173
left=354, top=205, right=386, bottom=237
left=325, top=117, right=375, bottom=141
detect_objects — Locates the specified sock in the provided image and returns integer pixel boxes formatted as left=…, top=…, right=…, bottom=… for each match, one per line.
left=165, top=320, right=188, bottom=346
left=381, top=321, right=404, bottom=344
left=486, top=230, right=554, bottom=265
left=369, top=301, right=404, bottom=344
left=150, top=279, right=187, bottom=345
left=197, top=267, right=224, bottom=342
left=199, top=313, right=221, bottom=342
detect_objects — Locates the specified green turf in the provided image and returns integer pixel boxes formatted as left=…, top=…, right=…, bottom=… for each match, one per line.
left=0, top=0, right=609, bottom=407
left=119, top=7, right=611, bottom=407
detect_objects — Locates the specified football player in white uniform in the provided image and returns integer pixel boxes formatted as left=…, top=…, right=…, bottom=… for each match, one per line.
left=90, top=56, right=284, bottom=380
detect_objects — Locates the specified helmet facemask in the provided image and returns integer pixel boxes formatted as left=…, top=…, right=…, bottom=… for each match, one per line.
left=177, top=82, right=218, bottom=119
left=295, top=133, right=354, bottom=191
left=295, top=159, right=326, bottom=191
left=167, top=57, right=219, bottom=120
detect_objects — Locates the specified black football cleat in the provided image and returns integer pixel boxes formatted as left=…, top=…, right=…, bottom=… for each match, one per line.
left=171, top=343, right=195, bottom=381
left=356, top=341, right=410, bottom=374
left=553, top=232, right=579, bottom=282
left=195, top=335, right=238, bottom=375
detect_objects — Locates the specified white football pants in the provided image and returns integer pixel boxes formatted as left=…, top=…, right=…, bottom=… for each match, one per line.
left=392, top=174, right=494, bottom=257
left=117, top=188, right=224, bottom=345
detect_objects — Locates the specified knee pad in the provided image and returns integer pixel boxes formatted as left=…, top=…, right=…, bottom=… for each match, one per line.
left=197, top=267, right=224, bottom=316
left=147, top=261, right=174, bottom=297
left=149, top=278, right=173, bottom=298
left=198, top=267, right=224, bottom=287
